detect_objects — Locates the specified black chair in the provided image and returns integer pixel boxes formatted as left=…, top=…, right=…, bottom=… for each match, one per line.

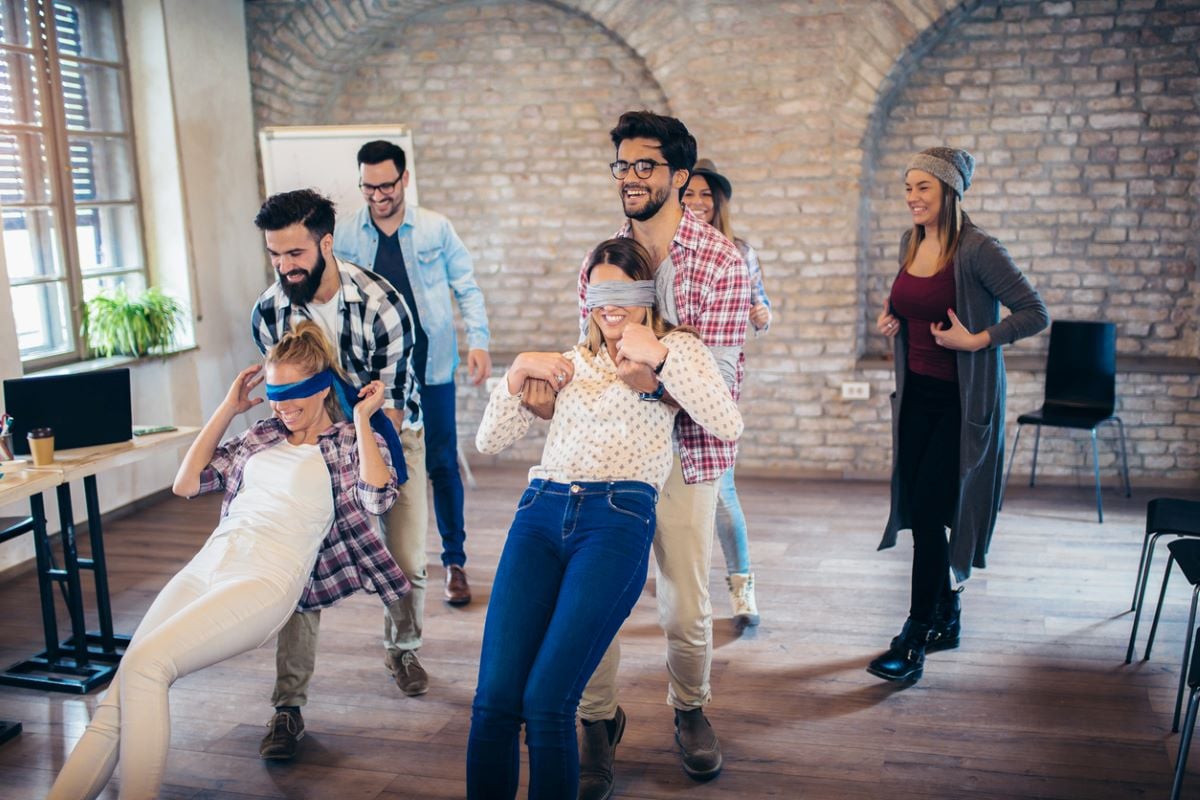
left=1128, top=499, right=1200, bottom=627
left=1173, top=627, right=1200, bottom=800
left=999, top=320, right=1130, bottom=523
left=1138, top=539, right=1200, bottom=733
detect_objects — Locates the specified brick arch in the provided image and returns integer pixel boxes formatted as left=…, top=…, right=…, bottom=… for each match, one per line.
left=246, top=0, right=678, bottom=127
left=857, top=0, right=1200, bottom=361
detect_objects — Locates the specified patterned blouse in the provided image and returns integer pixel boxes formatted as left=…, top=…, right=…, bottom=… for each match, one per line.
left=476, top=331, right=743, bottom=492
left=194, top=417, right=411, bottom=610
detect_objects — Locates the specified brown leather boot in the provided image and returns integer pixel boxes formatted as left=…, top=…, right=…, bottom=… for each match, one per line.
left=578, top=706, right=625, bottom=800
left=673, top=707, right=722, bottom=781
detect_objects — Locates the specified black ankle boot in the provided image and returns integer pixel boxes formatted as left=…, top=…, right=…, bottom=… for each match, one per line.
left=868, top=619, right=931, bottom=682
left=927, top=587, right=962, bottom=653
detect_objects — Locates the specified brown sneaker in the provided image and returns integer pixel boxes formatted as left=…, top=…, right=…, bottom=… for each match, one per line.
left=259, top=708, right=304, bottom=760
left=444, top=564, right=472, bottom=605
left=386, top=649, right=429, bottom=696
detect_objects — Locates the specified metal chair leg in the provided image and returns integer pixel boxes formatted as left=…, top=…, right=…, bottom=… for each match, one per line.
left=1115, top=416, right=1131, bottom=498
left=1176, top=588, right=1200, bottom=732
left=1129, top=533, right=1168, bottom=662
left=1091, top=428, right=1104, bottom=523
left=1172, top=687, right=1200, bottom=800
left=1133, top=532, right=1154, bottom=612
left=1000, top=424, right=1023, bottom=512
left=1030, top=425, right=1042, bottom=487
left=1148, top=554, right=1176, bottom=661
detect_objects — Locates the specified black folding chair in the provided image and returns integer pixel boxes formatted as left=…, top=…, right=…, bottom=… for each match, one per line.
left=1172, top=628, right=1200, bottom=800
left=999, top=320, right=1130, bottom=523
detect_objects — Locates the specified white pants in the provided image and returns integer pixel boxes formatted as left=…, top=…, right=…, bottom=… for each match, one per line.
left=47, top=548, right=306, bottom=800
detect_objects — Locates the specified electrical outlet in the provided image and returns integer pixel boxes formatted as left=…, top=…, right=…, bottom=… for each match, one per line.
left=841, top=381, right=870, bottom=400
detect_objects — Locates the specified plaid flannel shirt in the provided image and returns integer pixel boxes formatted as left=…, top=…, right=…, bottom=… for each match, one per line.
left=194, top=417, right=411, bottom=610
left=578, top=208, right=750, bottom=484
left=250, top=258, right=423, bottom=430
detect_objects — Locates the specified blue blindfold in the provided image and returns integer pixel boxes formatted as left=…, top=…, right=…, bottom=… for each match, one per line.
left=266, top=369, right=407, bottom=484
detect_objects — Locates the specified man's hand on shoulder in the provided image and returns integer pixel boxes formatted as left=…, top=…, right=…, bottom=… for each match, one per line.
left=521, top=378, right=557, bottom=420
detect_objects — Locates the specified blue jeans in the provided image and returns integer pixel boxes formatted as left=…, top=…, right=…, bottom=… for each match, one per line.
left=466, top=479, right=657, bottom=800
left=422, top=381, right=467, bottom=567
left=714, top=465, right=752, bottom=575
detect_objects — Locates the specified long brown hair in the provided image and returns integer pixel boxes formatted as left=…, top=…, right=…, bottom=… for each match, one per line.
left=901, top=176, right=963, bottom=274
left=582, top=238, right=692, bottom=357
left=266, top=320, right=347, bottom=421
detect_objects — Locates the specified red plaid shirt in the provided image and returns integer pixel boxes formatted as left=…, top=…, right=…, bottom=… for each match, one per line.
left=194, top=417, right=410, bottom=610
left=579, top=208, right=749, bottom=483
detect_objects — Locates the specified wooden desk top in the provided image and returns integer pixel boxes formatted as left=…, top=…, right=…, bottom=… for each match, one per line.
left=1, top=427, right=199, bottom=483
left=0, top=468, right=65, bottom=506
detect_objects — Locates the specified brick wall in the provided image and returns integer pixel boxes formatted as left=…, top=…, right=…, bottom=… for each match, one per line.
left=244, top=0, right=1200, bottom=484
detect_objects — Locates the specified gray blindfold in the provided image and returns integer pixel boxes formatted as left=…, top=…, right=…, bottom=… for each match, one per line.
left=585, top=280, right=656, bottom=309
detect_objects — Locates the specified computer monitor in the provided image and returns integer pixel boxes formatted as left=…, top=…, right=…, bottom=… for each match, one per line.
left=3, top=368, right=133, bottom=456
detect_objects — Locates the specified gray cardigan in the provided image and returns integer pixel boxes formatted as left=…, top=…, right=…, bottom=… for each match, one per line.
left=879, top=218, right=1050, bottom=581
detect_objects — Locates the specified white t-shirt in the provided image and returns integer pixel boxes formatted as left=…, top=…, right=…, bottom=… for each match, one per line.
left=298, top=296, right=340, bottom=349
left=201, top=441, right=335, bottom=582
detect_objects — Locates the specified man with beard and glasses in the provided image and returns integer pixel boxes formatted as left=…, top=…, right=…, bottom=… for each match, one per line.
left=249, top=189, right=429, bottom=761
left=334, top=140, right=491, bottom=610
left=524, top=111, right=750, bottom=797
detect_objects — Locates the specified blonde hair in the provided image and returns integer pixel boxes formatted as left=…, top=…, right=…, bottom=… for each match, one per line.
left=581, top=238, right=696, bottom=358
left=266, top=320, right=347, bottom=421
left=901, top=177, right=963, bottom=275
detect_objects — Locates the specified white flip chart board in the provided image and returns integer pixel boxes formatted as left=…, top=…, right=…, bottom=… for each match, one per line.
left=258, top=124, right=419, bottom=220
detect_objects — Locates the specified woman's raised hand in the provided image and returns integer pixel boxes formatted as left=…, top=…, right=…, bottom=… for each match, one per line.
left=615, top=323, right=668, bottom=367
left=222, top=365, right=264, bottom=416
left=355, top=380, right=388, bottom=419
left=507, top=352, right=574, bottom=395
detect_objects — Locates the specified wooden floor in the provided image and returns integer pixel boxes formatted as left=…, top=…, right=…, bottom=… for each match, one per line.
left=1, top=468, right=1198, bottom=799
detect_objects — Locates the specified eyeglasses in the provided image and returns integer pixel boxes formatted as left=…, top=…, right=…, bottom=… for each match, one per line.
left=359, top=178, right=401, bottom=196
left=609, top=159, right=669, bottom=180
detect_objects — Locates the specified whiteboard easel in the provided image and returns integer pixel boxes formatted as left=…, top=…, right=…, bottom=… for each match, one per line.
left=258, top=124, right=419, bottom=220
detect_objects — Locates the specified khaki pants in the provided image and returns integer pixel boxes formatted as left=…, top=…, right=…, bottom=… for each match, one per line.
left=272, top=428, right=429, bottom=707
left=577, top=457, right=717, bottom=721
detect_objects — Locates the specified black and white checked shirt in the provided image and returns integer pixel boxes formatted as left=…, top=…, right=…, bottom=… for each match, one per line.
left=250, top=258, right=422, bottom=430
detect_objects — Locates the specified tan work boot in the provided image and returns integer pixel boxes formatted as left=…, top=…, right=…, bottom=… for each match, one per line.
left=727, top=572, right=760, bottom=629
left=578, top=706, right=625, bottom=800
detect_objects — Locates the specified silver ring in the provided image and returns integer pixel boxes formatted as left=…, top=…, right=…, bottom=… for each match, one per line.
left=555, top=373, right=564, bottom=383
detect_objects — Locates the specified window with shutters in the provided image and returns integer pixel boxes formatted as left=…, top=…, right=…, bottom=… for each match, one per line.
left=0, top=0, right=146, bottom=368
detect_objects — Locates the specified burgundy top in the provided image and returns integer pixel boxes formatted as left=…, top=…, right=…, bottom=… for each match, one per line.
left=890, top=266, right=958, bottom=383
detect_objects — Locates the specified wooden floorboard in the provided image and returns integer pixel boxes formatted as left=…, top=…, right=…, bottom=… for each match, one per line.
left=0, top=467, right=1197, bottom=798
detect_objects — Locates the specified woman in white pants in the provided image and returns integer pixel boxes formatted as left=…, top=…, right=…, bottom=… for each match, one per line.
left=48, top=322, right=408, bottom=800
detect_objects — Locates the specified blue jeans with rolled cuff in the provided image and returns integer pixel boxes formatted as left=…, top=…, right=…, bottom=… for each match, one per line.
left=466, top=479, right=657, bottom=800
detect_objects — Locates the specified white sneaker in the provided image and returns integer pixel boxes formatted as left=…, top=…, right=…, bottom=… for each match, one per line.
left=727, top=572, right=760, bottom=629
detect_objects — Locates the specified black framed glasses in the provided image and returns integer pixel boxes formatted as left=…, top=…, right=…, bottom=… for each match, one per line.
left=359, top=178, right=401, bottom=196
left=609, top=159, right=669, bottom=180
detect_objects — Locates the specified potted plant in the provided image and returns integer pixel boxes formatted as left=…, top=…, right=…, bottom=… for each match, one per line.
left=80, top=286, right=186, bottom=358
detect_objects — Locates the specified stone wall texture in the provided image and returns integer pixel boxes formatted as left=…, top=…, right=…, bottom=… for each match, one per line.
left=244, top=0, right=1200, bottom=484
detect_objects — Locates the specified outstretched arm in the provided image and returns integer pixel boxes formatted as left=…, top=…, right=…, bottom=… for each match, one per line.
left=173, top=365, right=264, bottom=497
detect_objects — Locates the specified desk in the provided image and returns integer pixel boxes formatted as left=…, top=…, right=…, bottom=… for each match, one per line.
left=0, top=468, right=61, bottom=742
left=0, top=428, right=197, bottom=693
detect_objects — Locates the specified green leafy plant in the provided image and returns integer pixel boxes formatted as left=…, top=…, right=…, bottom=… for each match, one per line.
left=80, top=286, right=186, bottom=358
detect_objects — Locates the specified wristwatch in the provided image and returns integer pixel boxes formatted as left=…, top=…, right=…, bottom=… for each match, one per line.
left=639, top=381, right=665, bottom=402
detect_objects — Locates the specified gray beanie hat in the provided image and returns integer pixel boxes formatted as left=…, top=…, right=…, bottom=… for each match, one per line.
left=905, top=147, right=975, bottom=198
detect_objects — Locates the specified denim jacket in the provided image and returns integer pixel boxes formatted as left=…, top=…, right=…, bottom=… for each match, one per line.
left=334, top=204, right=490, bottom=386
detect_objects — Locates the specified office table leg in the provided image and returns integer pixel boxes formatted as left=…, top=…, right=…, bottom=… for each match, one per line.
left=53, top=484, right=90, bottom=667
left=0, top=720, right=21, bottom=745
left=0, top=492, right=116, bottom=693
left=79, top=475, right=128, bottom=656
